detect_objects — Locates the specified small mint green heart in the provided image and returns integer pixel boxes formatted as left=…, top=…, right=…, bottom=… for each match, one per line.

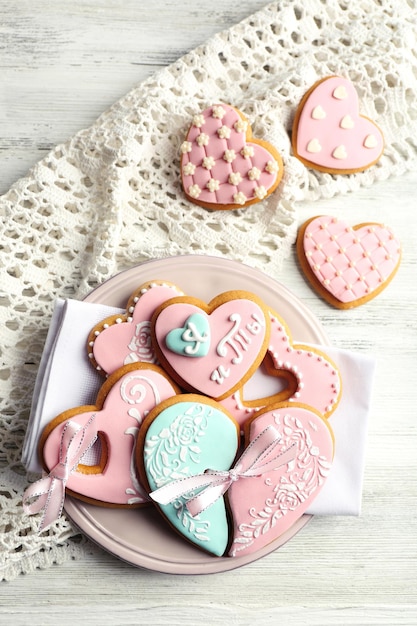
left=165, top=313, right=210, bottom=357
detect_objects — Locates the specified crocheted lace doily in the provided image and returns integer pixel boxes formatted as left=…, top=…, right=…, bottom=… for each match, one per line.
left=1, top=0, right=416, bottom=580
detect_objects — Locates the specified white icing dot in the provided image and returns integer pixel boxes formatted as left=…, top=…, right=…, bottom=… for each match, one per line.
left=307, top=138, right=322, bottom=153
left=202, top=156, right=215, bottom=170
left=180, top=141, right=192, bottom=154
left=94, top=330, right=100, bottom=336
left=228, top=171, right=242, bottom=185
left=364, top=134, right=378, bottom=149
left=196, top=133, right=209, bottom=147
left=340, top=114, right=355, bottom=129
left=311, top=105, right=326, bottom=120
left=254, top=186, right=267, bottom=199
left=206, top=178, right=220, bottom=192
left=217, top=125, right=231, bottom=139
left=241, top=146, right=254, bottom=158
left=265, top=160, right=278, bottom=174
left=234, top=119, right=248, bottom=133
left=223, top=149, right=236, bottom=163
left=233, top=191, right=247, bottom=205
left=192, top=114, right=205, bottom=128
left=247, top=166, right=261, bottom=181
left=212, top=105, right=226, bottom=119
left=182, top=162, right=196, bottom=176
left=188, top=184, right=201, bottom=198
left=333, top=84, right=348, bottom=100
left=332, top=145, right=347, bottom=160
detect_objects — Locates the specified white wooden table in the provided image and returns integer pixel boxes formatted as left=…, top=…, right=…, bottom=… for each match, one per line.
left=1, top=2, right=416, bottom=624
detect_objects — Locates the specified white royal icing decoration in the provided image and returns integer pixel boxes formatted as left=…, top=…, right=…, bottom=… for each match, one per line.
left=223, top=149, right=236, bottom=163
left=196, top=133, right=209, bottom=147
left=206, top=179, right=220, bottom=192
left=333, top=85, right=348, bottom=100
left=183, top=162, right=196, bottom=176
left=217, top=125, right=231, bottom=139
left=364, top=134, right=378, bottom=148
left=229, top=172, right=242, bottom=185
left=311, top=105, right=326, bottom=120
left=332, top=145, right=347, bottom=159
left=307, top=138, right=322, bottom=154
left=340, top=114, right=355, bottom=129
left=202, top=156, right=215, bottom=170
left=212, top=105, right=226, bottom=119
left=188, top=184, right=201, bottom=198
left=233, top=191, right=247, bottom=205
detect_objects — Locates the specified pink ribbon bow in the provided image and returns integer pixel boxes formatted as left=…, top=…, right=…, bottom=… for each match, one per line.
left=150, top=425, right=297, bottom=517
left=22, top=414, right=97, bottom=532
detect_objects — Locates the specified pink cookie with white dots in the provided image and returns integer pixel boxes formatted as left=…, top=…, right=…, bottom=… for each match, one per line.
left=180, top=104, right=283, bottom=210
left=297, top=215, right=401, bottom=309
left=292, top=76, right=384, bottom=174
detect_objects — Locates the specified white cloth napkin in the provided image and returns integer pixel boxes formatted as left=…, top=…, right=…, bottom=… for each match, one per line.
left=22, top=298, right=375, bottom=516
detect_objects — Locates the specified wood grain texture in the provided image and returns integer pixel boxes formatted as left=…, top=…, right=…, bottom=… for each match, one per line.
left=1, top=2, right=416, bottom=625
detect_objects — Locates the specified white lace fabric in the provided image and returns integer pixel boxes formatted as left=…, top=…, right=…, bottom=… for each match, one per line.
left=1, top=0, right=416, bottom=580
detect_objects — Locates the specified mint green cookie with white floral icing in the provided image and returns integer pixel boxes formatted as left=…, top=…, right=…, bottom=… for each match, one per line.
left=137, top=395, right=239, bottom=556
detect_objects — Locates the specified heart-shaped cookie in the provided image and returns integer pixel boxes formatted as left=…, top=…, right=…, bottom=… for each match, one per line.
left=152, top=291, right=271, bottom=400
left=220, top=309, right=342, bottom=425
left=40, top=363, right=180, bottom=507
left=137, top=395, right=240, bottom=556
left=297, top=215, right=401, bottom=309
left=228, top=403, right=334, bottom=557
left=87, top=280, right=184, bottom=375
left=292, top=76, right=384, bottom=173
left=180, top=104, right=283, bottom=210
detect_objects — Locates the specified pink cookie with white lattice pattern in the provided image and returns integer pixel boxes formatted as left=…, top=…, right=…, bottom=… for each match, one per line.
left=297, top=215, right=401, bottom=309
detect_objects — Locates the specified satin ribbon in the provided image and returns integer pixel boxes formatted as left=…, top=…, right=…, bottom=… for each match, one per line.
left=150, top=425, right=297, bottom=517
left=22, top=414, right=97, bottom=532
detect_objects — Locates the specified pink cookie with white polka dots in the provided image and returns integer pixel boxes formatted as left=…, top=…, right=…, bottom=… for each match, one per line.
left=297, top=215, right=401, bottom=309
left=180, top=104, right=283, bottom=210
left=292, top=76, right=384, bottom=174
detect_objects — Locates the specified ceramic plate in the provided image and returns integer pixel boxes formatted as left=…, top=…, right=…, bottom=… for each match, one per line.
left=64, top=255, right=329, bottom=574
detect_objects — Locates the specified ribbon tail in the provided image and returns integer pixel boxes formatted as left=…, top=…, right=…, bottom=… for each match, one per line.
left=22, top=475, right=66, bottom=532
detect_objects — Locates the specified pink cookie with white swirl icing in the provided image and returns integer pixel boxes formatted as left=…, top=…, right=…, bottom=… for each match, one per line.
left=297, top=215, right=401, bottom=309
left=181, top=104, right=283, bottom=209
left=40, top=363, right=180, bottom=507
left=152, top=290, right=271, bottom=401
left=292, top=76, right=384, bottom=173
left=87, top=280, right=184, bottom=375
left=220, top=310, right=342, bottom=426
left=228, top=402, right=334, bottom=557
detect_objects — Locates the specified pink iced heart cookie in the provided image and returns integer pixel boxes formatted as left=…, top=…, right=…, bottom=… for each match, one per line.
left=180, top=104, right=283, bottom=210
left=220, top=309, right=342, bottom=426
left=227, top=403, right=334, bottom=557
left=38, top=363, right=180, bottom=509
left=87, top=280, right=184, bottom=376
left=152, top=290, right=271, bottom=400
left=292, top=76, right=384, bottom=173
left=297, top=215, right=401, bottom=309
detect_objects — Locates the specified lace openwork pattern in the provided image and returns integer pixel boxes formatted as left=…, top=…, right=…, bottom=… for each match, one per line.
left=1, top=0, right=416, bottom=580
